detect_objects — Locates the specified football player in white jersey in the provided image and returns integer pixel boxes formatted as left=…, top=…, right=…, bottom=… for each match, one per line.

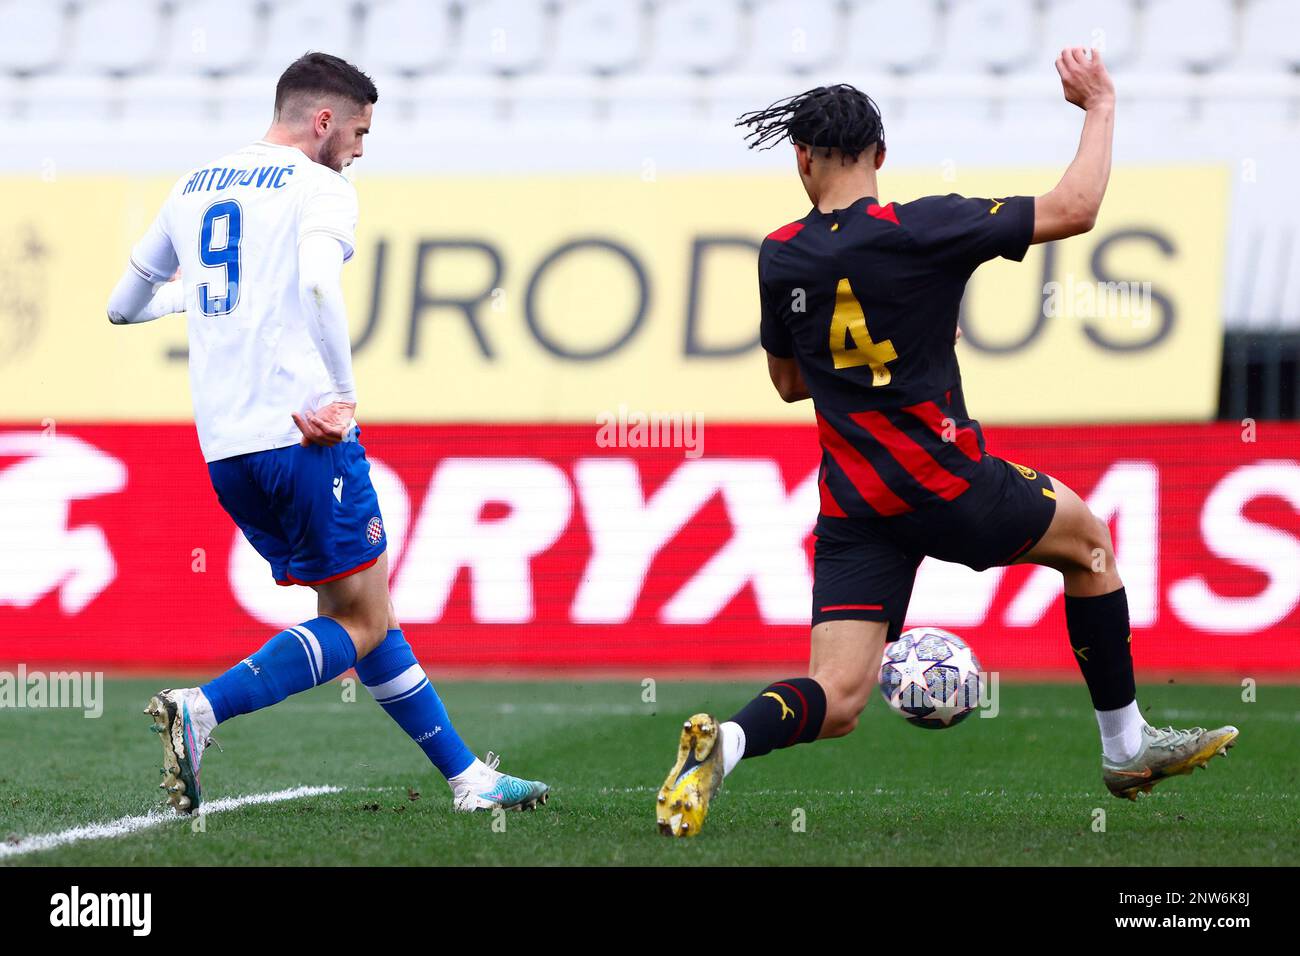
left=106, top=53, right=549, bottom=816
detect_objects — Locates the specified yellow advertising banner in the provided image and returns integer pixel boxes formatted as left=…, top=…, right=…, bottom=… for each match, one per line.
left=0, top=167, right=1226, bottom=423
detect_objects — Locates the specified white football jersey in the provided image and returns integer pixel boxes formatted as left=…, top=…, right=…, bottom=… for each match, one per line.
left=130, top=140, right=358, bottom=463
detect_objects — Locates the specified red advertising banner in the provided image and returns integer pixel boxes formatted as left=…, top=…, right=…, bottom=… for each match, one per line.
left=1, top=422, right=1297, bottom=676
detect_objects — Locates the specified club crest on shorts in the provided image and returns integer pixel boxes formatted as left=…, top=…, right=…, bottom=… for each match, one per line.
left=1009, top=461, right=1038, bottom=480
left=366, top=516, right=383, bottom=545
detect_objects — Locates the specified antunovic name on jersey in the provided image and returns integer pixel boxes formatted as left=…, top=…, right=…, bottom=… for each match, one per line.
left=181, top=164, right=297, bottom=195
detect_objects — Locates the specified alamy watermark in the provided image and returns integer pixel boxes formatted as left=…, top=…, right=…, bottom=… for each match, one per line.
left=49, top=886, right=150, bottom=935
left=595, top=404, right=704, bottom=459
left=1043, top=277, right=1154, bottom=326
left=0, top=666, right=104, bottom=718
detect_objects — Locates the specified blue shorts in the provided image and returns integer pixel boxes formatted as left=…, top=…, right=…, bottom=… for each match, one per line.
left=208, top=430, right=387, bottom=587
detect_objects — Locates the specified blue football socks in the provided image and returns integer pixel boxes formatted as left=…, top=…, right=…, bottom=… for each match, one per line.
left=202, top=616, right=357, bottom=724
left=354, top=628, right=476, bottom=779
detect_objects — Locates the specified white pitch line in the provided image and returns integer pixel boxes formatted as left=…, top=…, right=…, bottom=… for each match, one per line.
left=0, top=785, right=342, bottom=861
left=286, top=702, right=652, bottom=716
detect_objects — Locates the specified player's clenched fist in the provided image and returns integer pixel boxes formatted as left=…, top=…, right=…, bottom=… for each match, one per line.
left=1055, top=47, right=1114, bottom=111
left=292, top=400, right=357, bottom=446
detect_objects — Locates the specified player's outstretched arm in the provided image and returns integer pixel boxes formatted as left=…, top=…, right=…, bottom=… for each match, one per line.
left=106, top=268, right=185, bottom=325
left=1032, top=47, right=1115, bottom=244
left=293, top=233, right=359, bottom=446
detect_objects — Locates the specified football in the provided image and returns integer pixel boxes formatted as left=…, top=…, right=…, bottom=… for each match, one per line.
left=879, top=627, right=983, bottom=729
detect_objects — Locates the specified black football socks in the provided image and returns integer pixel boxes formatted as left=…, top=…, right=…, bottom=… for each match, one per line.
left=1064, top=587, right=1137, bottom=711
left=728, top=678, right=827, bottom=759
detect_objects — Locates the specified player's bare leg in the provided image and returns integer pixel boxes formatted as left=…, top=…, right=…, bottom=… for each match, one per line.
left=657, top=619, right=886, bottom=837
left=810, top=619, right=889, bottom=739
left=1017, top=477, right=1122, bottom=596
left=1019, top=476, right=1237, bottom=798
left=313, top=550, right=393, bottom=657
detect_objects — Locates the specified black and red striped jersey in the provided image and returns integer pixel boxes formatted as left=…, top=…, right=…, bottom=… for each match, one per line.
left=759, top=192, right=1035, bottom=518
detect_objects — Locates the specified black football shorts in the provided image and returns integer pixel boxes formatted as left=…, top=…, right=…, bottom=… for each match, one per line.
left=811, top=455, right=1058, bottom=640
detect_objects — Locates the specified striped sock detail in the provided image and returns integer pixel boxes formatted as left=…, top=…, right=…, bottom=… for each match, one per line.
left=364, top=663, right=430, bottom=705
left=199, top=616, right=354, bottom=723
left=355, top=630, right=477, bottom=779
left=288, top=625, right=324, bottom=686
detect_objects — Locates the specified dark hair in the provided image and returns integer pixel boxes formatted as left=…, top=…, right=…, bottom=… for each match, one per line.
left=736, top=84, right=885, bottom=161
left=274, top=52, right=378, bottom=117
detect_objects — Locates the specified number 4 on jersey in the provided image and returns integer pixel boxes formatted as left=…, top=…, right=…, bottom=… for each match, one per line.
left=829, top=277, right=897, bottom=386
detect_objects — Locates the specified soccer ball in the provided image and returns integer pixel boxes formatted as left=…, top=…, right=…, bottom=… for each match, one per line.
left=878, top=627, right=983, bottom=729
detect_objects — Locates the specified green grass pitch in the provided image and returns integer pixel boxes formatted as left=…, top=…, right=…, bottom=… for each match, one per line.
left=2, top=679, right=1295, bottom=866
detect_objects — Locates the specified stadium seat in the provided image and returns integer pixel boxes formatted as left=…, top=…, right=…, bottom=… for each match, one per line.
left=0, top=0, right=1293, bottom=174
left=405, top=71, right=501, bottom=128
left=214, top=76, right=280, bottom=128
left=120, top=72, right=228, bottom=124
left=507, top=72, right=600, bottom=125
left=165, top=0, right=262, bottom=77
left=986, top=85, right=1080, bottom=136
left=451, top=0, right=549, bottom=75
left=1195, top=92, right=1294, bottom=136
left=215, top=72, right=288, bottom=129
left=708, top=73, right=820, bottom=135
left=1139, top=0, right=1234, bottom=73
left=358, top=0, right=455, bottom=76
left=939, top=0, right=1035, bottom=74
left=66, top=0, right=168, bottom=76
left=1114, top=61, right=1199, bottom=127
left=10, top=74, right=111, bottom=123
left=844, top=0, right=941, bottom=74
left=606, top=72, right=705, bottom=128
left=738, top=0, right=842, bottom=75
left=897, top=71, right=1002, bottom=132
left=644, top=0, right=742, bottom=76
left=408, top=73, right=507, bottom=129
left=259, top=0, right=358, bottom=75
left=1194, top=53, right=1298, bottom=133
left=1031, top=0, right=1137, bottom=72
left=0, top=0, right=68, bottom=76
left=551, top=0, right=644, bottom=76
left=1235, top=0, right=1300, bottom=73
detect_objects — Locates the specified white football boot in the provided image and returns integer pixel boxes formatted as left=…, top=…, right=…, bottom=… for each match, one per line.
left=450, top=752, right=550, bottom=812
left=1102, top=723, right=1239, bottom=800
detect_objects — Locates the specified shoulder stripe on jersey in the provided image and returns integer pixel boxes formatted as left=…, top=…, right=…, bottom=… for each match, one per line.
left=900, top=400, right=982, bottom=462
left=816, top=412, right=912, bottom=516
left=849, top=410, right=969, bottom=502
left=767, top=221, right=805, bottom=242
left=866, top=202, right=899, bottom=225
